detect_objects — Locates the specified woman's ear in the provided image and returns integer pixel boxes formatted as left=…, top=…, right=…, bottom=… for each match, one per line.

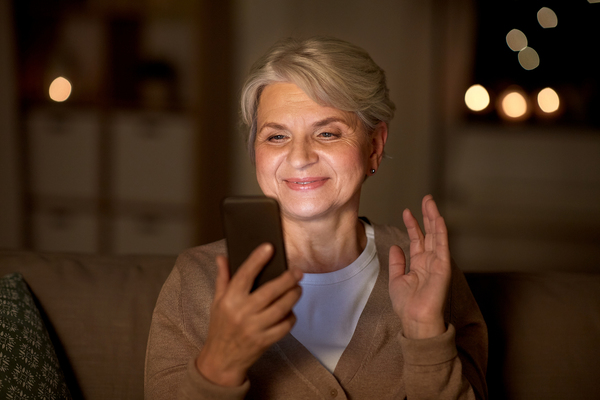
left=368, top=122, right=388, bottom=173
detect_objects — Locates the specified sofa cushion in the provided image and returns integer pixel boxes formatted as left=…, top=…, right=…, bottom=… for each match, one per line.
left=0, top=272, right=71, bottom=399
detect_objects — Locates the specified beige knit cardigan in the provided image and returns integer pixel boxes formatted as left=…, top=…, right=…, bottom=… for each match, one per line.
left=145, top=222, right=488, bottom=400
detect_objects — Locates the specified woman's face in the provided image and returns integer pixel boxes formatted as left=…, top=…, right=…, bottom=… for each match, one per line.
left=254, top=82, right=385, bottom=223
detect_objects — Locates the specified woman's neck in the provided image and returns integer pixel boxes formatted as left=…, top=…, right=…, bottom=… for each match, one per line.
left=282, top=211, right=367, bottom=273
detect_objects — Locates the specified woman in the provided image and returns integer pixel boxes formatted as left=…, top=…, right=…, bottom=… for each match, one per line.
left=145, top=37, right=487, bottom=399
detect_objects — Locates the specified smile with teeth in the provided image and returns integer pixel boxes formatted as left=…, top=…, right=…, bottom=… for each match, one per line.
left=287, top=178, right=325, bottom=184
left=284, top=177, right=328, bottom=190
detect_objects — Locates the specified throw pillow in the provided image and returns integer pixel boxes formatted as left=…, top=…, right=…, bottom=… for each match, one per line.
left=0, top=272, right=71, bottom=399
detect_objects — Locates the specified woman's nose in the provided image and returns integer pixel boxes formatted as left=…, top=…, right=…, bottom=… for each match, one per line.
left=287, top=138, right=318, bottom=169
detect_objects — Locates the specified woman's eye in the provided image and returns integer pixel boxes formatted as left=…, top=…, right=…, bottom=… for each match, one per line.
left=268, top=134, right=286, bottom=141
left=319, top=131, right=338, bottom=138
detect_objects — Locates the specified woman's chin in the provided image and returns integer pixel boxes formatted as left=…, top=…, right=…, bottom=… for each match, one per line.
left=280, top=199, right=358, bottom=223
left=280, top=203, right=332, bottom=222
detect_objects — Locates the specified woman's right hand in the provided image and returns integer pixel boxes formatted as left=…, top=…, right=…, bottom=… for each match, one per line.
left=195, top=243, right=303, bottom=387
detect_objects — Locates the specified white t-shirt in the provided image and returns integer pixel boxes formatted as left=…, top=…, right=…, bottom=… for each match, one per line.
left=290, top=221, right=379, bottom=372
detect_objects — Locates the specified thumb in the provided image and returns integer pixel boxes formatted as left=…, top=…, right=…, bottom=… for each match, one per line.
left=389, top=245, right=407, bottom=280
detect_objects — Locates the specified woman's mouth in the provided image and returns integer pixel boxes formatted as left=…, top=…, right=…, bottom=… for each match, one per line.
left=284, top=177, right=328, bottom=190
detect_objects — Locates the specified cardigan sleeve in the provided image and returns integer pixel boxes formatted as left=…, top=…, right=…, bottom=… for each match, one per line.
left=144, top=249, right=251, bottom=400
left=399, top=263, right=488, bottom=400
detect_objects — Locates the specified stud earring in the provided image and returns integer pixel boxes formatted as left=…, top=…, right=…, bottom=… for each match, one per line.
left=370, top=169, right=376, bottom=174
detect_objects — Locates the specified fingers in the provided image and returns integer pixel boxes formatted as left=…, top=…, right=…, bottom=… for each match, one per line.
left=254, top=283, right=302, bottom=334
left=264, top=312, right=297, bottom=344
left=388, top=245, right=407, bottom=279
left=420, top=195, right=439, bottom=249
left=405, top=195, right=449, bottom=256
left=422, top=196, right=450, bottom=259
left=434, top=215, right=450, bottom=262
left=423, top=196, right=447, bottom=234
left=421, top=194, right=433, bottom=233
left=423, top=195, right=439, bottom=225
left=252, top=268, right=303, bottom=311
left=228, top=243, right=274, bottom=294
left=403, top=208, right=424, bottom=255
left=203, top=249, right=299, bottom=384
left=215, top=255, right=230, bottom=300
left=216, top=243, right=303, bottom=331
left=245, top=266, right=302, bottom=344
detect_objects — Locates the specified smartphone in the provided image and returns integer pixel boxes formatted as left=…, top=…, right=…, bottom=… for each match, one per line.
left=221, top=196, right=288, bottom=291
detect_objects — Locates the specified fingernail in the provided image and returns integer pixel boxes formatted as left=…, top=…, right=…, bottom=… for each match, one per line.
left=263, top=243, right=273, bottom=252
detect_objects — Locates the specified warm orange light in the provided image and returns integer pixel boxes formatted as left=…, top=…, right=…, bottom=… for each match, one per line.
left=502, top=92, right=527, bottom=118
left=49, top=77, right=72, bottom=102
left=465, top=84, right=490, bottom=112
left=537, top=88, right=560, bottom=113
left=498, top=88, right=529, bottom=121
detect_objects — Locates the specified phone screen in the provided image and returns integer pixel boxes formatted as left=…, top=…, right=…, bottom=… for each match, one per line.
left=221, top=196, right=288, bottom=291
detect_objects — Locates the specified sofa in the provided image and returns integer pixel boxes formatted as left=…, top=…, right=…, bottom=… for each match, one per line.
left=0, top=250, right=599, bottom=400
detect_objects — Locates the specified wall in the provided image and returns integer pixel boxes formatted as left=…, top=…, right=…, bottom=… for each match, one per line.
left=437, top=0, right=600, bottom=272
left=444, top=126, right=600, bottom=272
left=0, top=0, right=22, bottom=250
left=4, top=0, right=599, bottom=271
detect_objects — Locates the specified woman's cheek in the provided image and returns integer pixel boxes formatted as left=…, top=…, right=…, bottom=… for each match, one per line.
left=255, top=148, right=280, bottom=195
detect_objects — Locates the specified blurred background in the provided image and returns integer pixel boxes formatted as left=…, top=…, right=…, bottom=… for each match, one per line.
left=1, top=0, right=599, bottom=272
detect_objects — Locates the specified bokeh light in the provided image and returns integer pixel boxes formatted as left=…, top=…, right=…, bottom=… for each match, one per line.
left=49, top=77, right=72, bottom=102
left=518, top=47, right=540, bottom=70
left=537, top=87, right=560, bottom=113
left=506, top=29, right=528, bottom=52
left=537, top=7, right=558, bottom=28
left=499, top=88, right=529, bottom=120
left=465, top=84, right=490, bottom=112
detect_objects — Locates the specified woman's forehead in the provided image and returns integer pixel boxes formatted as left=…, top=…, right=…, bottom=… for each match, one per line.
left=257, top=83, right=358, bottom=129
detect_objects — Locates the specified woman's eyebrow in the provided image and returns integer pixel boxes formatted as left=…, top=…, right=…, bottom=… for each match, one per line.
left=312, top=117, right=350, bottom=128
left=258, top=117, right=348, bottom=134
left=258, top=122, right=287, bottom=134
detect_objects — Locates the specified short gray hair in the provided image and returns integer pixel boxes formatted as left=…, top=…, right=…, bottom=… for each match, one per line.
left=240, top=36, right=396, bottom=162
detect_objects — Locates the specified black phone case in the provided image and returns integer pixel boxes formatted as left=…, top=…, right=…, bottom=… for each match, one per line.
left=221, top=196, right=288, bottom=291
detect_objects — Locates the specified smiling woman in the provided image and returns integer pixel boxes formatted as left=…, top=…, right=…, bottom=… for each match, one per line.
left=254, top=83, right=384, bottom=228
left=145, top=37, right=488, bottom=400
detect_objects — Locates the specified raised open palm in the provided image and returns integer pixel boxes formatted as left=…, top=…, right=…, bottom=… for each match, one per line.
left=388, top=195, right=451, bottom=339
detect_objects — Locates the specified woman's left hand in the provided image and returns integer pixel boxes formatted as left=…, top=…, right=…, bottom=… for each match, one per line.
left=388, top=195, right=451, bottom=339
